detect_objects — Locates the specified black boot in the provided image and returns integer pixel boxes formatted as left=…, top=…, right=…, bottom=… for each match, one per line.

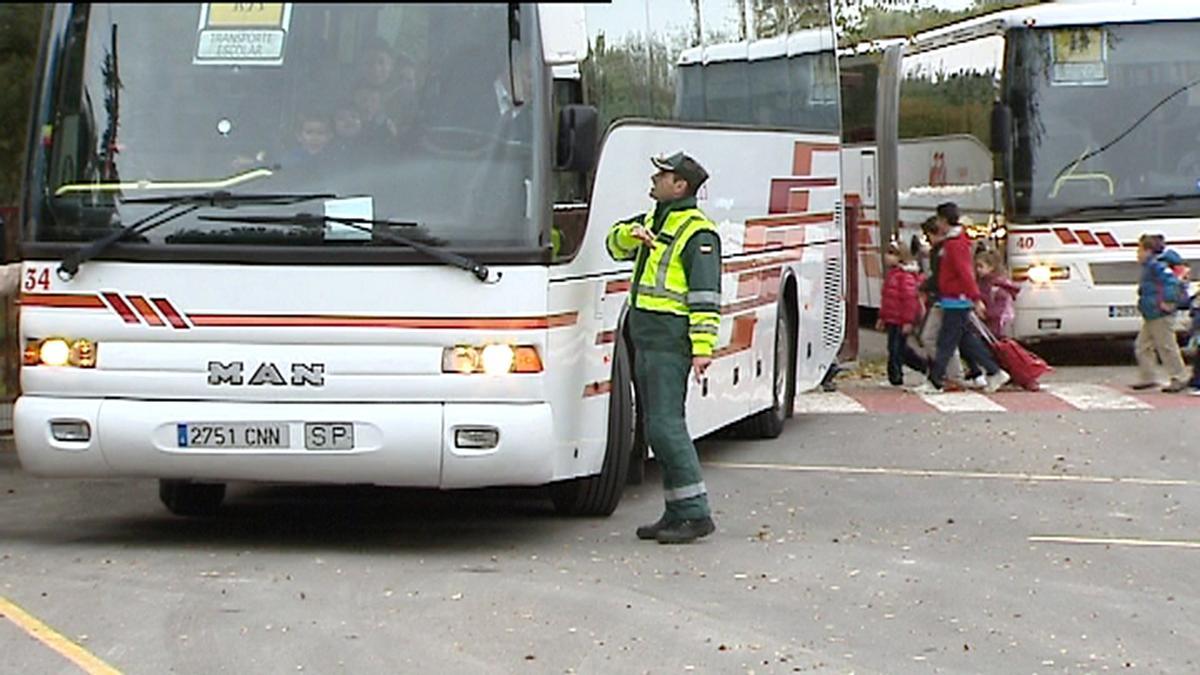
left=636, top=514, right=675, bottom=540
left=655, top=517, right=716, bottom=544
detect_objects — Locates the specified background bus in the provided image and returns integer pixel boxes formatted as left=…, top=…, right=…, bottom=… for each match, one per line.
left=840, top=0, right=1200, bottom=340
left=15, top=2, right=843, bottom=517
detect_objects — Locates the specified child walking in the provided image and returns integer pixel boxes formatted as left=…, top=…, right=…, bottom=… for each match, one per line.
left=1133, top=233, right=1189, bottom=392
left=877, top=243, right=928, bottom=386
left=975, top=248, right=1020, bottom=338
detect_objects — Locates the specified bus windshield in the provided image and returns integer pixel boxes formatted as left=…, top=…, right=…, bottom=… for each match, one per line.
left=1008, top=21, right=1200, bottom=222
left=30, top=3, right=537, bottom=249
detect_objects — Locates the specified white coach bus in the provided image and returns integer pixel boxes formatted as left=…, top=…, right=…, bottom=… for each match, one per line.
left=840, top=0, right=1200, bottom=339
left=14, top=2, right=844, bottom=516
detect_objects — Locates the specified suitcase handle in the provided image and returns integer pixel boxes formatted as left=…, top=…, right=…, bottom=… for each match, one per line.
left=968, top=311, right=998, bottom=346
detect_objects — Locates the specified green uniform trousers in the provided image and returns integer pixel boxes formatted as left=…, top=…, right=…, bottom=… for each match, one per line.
left=633, top=347, right=711, bottom=521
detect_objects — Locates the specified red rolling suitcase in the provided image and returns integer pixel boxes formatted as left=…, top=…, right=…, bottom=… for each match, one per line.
left=970, top=314, right=1052, bottom=391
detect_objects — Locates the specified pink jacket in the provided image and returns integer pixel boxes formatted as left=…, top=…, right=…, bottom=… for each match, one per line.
left=980, top=273, right=1020, bottom=336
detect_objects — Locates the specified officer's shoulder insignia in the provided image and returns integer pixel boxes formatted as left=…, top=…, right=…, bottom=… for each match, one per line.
left=699, top=244, right=714, bottom=254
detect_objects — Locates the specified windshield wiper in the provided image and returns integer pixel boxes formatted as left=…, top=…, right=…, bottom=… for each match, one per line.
left=1117, top=192, right=1200, bottom=207
left=1049, top=76, right=1200, bottom=184
left=56, top=191, right=336, bottom=280
left=198, top=212, right=498, bottom=283
left=1046, top=193, right=1200, bottom=221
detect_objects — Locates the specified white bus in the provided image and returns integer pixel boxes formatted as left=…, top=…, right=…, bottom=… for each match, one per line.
left=840, top=0, right=1200, bottom=340
left=14, top=2, right=844, bottom=516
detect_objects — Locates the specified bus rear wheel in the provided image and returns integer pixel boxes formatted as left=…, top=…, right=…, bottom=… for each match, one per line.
left=159, top=480, right=226, bottom=517
left=551, top=336, right=634, bottom=516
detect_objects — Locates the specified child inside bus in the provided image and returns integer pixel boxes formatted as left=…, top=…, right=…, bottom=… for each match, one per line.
left=975, top=248, right=1020, bottom=338
left=877, top=242, right=928, bottom=386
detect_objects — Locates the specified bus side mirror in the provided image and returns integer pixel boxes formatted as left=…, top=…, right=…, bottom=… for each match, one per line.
left=556, top=104, right=598, bottom=173
left=991, top=102, right=1012, bottom=153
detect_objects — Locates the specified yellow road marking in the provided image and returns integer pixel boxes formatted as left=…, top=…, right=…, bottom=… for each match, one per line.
left=0, top=595, right=122, bottom=675
left=704, top=461, right=1200, bottom=488
left=1029, top=535, right=1200, bottom=550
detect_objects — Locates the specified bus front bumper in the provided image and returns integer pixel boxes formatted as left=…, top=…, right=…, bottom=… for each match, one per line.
left=1011, top=305, right=1189, bottom=342
left=14, top=397, right=556, bottom=489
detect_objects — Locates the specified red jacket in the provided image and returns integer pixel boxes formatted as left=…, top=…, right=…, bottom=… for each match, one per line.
left=880, top=264, right=924, bottom=326
left=936, top=229, right=982, bottom=302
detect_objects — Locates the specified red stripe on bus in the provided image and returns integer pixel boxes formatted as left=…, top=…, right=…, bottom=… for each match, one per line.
left=185, top=312, right=580, bottom=330
left=152, top=298, right=189, bottom=329
left=595, top=330, right=616, bottom=345
left=18, top=293, right=106, bottom=309
left=102, top=292, right=140, bottom=324
left=583, top=381, right=612, bottom=398
left=713, top=315, right=758, bottom=358
left=1054, top=228, right=1078, bottom=245
left=128, top=295, right=165, bottom=326
left=1075, top=230, right=1098, bottom=246
left=1097, top=232, right=1120, bottom=248
left=605, top=280, right=630, bottom=295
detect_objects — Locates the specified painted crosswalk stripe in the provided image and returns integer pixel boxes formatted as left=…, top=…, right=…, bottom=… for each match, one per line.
left=793, top=391, right=868, bottom=414
left=914, top=390, right=1007, bottom=413
left=1043, top=383, right=1151, bottom=411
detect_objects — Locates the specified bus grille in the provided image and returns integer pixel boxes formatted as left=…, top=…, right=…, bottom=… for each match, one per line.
left=822, top=256, right=844, bottom=350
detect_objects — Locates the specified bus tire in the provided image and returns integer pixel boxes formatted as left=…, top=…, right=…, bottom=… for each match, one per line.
left=626, top=402, right=647, bottom=486
left=159, top=480, right=226, bottom=517
left=740, top=300, right=796, bottom=439
left=551, top=337, right=634, bottom=516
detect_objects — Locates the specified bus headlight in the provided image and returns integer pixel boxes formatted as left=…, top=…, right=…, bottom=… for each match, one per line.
left=39, top=338, right=71, bottom=366
left=25, top=337, right=98, bottom=367
left=480, top=344, right=515, bottom=375
left=442, top=344, right=542, bottom=374
left=1013, top=265, right=1069, bottom=285
left=1026, top=265, right=1053, bottom=285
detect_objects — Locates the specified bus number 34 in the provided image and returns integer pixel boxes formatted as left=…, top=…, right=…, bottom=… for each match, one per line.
left=23, top=267, right=51, bottom=291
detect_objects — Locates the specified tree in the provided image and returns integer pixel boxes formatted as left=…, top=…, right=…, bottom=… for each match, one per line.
left=0, top=4, right=42, bottom=205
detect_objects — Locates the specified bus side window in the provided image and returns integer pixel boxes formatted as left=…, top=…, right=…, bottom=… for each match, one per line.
left=552, top=76, right=589, bottom=262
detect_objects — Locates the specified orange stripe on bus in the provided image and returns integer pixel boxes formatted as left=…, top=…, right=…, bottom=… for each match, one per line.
left=18, top=293, right=106, bottom=309
left=745, top=212, right=835, bottom=228
left=128, top=295, right=165, bottom=326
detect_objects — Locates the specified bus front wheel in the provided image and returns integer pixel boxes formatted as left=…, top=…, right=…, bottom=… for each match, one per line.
left=159, top=480, right=226, bottom=517
left=551, top=336, right=634, bottom=516
left=737, top=300, right=796, bottom=439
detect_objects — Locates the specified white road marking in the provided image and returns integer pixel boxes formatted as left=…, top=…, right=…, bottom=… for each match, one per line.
left=1043, top=383, right=1151, bottom=411
left=704, top=461, right=1200, bottom=488
left=1028, top=535, right=1200, bottom=550
left=792, top=391, right=867, bottom=415
left=914, top=390, right=1007, bottom=413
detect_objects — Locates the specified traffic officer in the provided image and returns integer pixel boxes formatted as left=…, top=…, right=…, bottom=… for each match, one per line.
left=606, top=151, right=720, bottom=544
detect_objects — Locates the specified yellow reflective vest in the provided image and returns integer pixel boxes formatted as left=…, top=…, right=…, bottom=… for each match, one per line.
left=607, top=203, right=721, bottom=357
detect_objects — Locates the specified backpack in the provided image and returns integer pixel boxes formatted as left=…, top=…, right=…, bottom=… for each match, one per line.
left=1164, top=263, right=1191, bottom=310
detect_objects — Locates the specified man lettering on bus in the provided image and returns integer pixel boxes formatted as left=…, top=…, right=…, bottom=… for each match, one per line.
left=606, top=152, right=720, bottom=544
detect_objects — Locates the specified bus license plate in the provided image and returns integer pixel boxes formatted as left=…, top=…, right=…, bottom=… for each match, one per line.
left=304, top=423, right=354, bottom=450
left=178, top=423, right=289, bottom=449
left=1108, top=305, right=1139, bottom=319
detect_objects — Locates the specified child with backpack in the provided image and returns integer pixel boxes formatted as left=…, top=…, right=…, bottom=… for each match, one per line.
left=1133, top=233, right=1189, bottom=392
left=877, top=242, right=928, bottom=386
